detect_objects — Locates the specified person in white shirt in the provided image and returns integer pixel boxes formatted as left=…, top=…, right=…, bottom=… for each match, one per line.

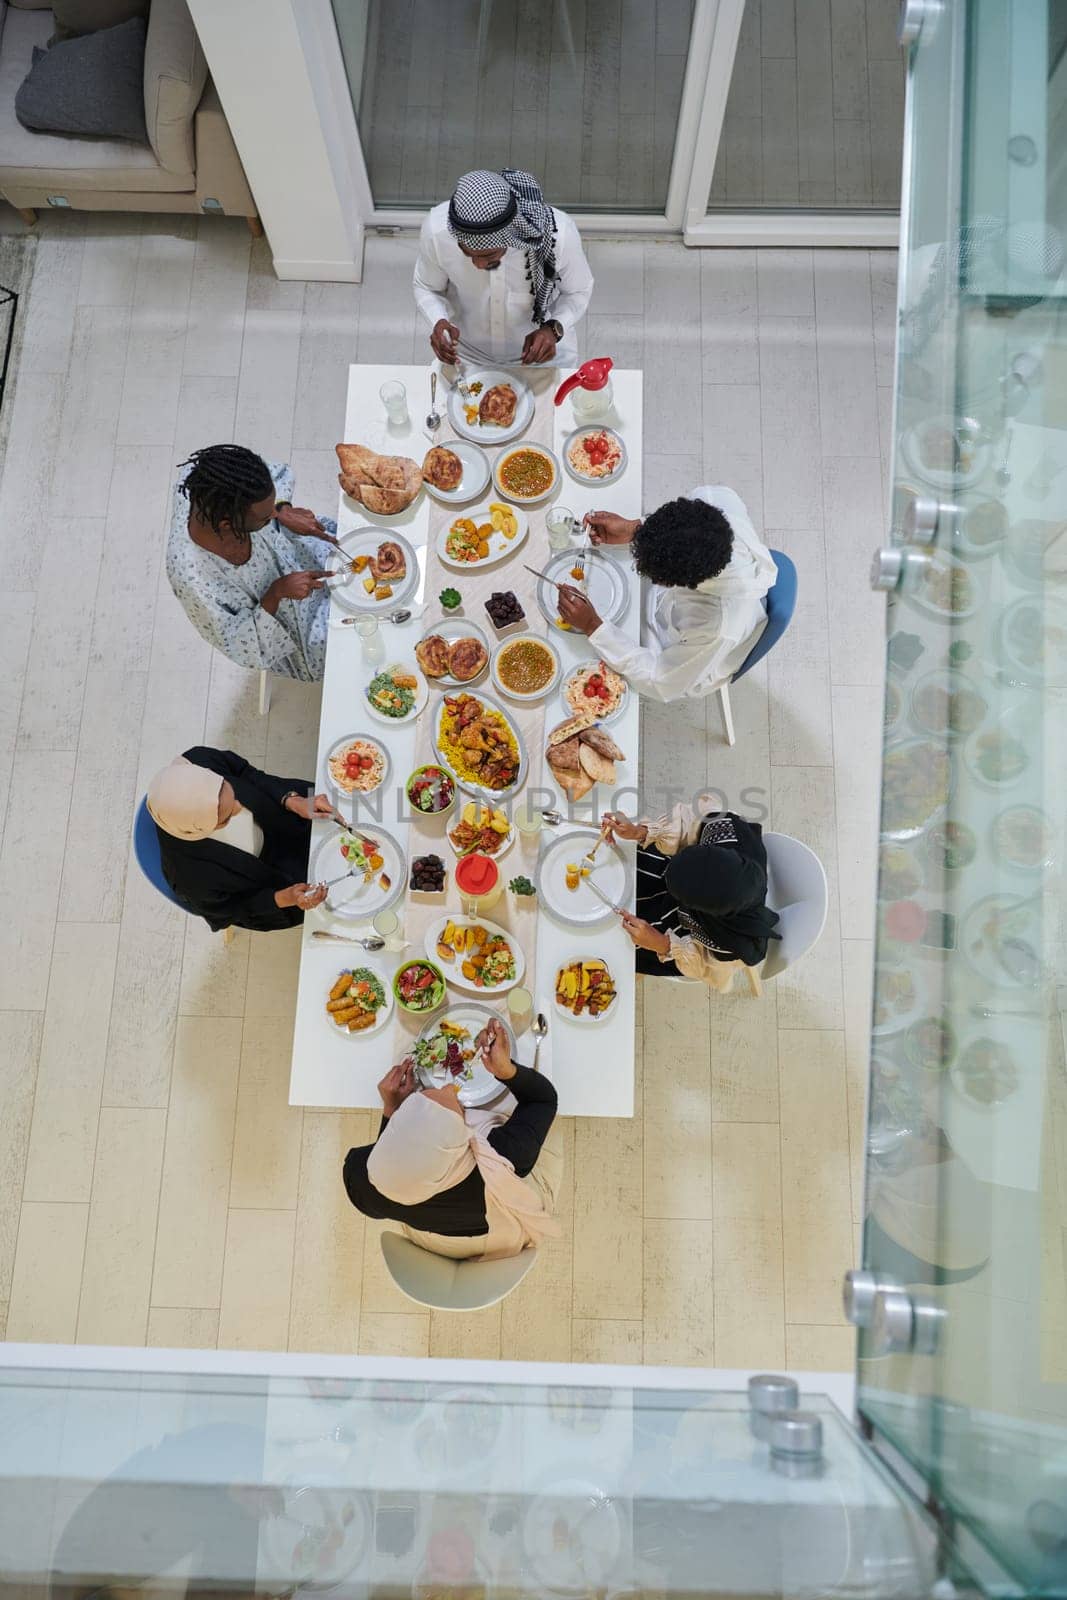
left=556, top=486, right=777, bottom=703
left=413, top=167, right=594, bottom=369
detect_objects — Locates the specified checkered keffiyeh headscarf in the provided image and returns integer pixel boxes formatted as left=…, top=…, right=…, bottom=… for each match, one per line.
left=448, top=168, right=559, bottom=325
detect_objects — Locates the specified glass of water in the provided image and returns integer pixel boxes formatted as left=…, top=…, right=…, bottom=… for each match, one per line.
left=507, top=985, right=533, bottom=1026
left=513, top=804, right=543, bottom=837
left=372, top=907, right=403, bottom=950
left=379, top=380, right=409, bottom=426
left=356, top=616, right=385, bottom=664
left=546, top=504, right=579, bottom=551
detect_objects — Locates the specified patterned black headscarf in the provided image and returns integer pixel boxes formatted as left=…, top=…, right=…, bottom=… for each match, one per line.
left=448, top=168, right=559, bottom=325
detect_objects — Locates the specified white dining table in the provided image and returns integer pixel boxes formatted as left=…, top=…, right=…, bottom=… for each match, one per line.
left=288, top=363, right=644, bottom=1117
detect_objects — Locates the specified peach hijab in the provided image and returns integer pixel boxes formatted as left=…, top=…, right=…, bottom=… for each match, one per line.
left=147, top=756, right=222, bottom=841
left=367, top=1091, right=560, bottom=1260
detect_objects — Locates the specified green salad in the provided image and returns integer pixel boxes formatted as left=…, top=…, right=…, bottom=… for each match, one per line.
left=366, top=667, right=417, bottom=719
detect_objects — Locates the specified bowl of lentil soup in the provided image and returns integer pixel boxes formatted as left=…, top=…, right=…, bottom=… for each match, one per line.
left=492, top=443, right=560, bottom=505
left=491, top=633, right=562, bottom=701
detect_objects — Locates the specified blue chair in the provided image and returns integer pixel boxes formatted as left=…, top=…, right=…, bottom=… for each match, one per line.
left=132, top=797, right=234, bottom=940
left=718, top=548, right=798, bottom=745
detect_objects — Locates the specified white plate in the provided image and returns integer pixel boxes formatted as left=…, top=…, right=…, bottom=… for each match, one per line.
left=537, top=830, right=633, bottom=929
left=562, top=426, right=628, bottom=486
left=415, top=617, right=492, bottom=688
left=561, top=660, right=628, bottom=724
left=432, top=689, right=528, bottom=804
left=960, top=893, right=1043, bottom=990
left=491, top=632, right=562, bottom=702
left=422, top=438, right=491, bottom=504
left=446, top=368, right=534, bottom=444
left=899, top=415, right=990, bottom=490
left=362, top=662, right=429, bottom=725
left=871, top=960, right=924, bottom=1037
left=492, top=442, right=562, bottom=506
left=323, top=733, right=390, bottom=801
left=552, top=949, right=618, bottom=1025
left=414, top=1002, right=515, bottom=1107
left=260, top=1483, right=369, bottom=1591
left=903, top=552, right=979, bottom=624
left=436, top=501, right=530, bottom=571
left=322, top=962, right=395, bottom=1041
left=522, top=1479, right=624, bottom=1596
left=536, top=547, right=629, bottom=632
left=424, top=914, right=525, bottom=995
left=313, top=824, right=405, bottom=921
left=445, top=802, right=515, bottom=861
left=328, top=527, right=418, bottom=615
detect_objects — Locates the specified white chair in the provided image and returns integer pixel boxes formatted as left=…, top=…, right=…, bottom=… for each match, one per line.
left=379, top=1230, right=538, bottom=1311
left=761, top=831, right=828, bottom=979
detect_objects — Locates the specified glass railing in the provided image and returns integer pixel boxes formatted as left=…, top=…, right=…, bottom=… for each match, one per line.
left=857, top=2, right=1067, bottom=1593
left=0, top=1358, right=943, bottom=1599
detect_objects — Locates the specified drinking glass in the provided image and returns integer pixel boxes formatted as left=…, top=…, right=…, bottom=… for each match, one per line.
left=356, top=615, right=385, bottom=664
left=379, top=380, right=409, bottom=426
left=547, top=505, right=578, bottom=551
left=507, top=985, right=533, bottom=1025
left=513, top=805, right=543, bottom=837
left=373, top=907, right=403, bottom=951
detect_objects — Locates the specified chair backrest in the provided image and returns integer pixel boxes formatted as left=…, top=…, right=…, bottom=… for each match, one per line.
left=380, top=1230, right=538, bottom=1310
left=132, top=796, right=187, bottom=912
left=732, top=550, right=798, bottom=683
left=761, top=830, right=828, bottom=980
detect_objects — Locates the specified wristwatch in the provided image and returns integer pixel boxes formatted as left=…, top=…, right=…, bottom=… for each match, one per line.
left=546, top=319, right=564, bottom=341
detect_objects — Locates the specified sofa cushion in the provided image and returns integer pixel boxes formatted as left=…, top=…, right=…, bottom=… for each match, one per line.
left=0, top=9, right=191, bottom=190
left=52, top=0, right=150, bottom=40
left=16, top=18, right=149, bottom=142
left=143, top=0, right=206, bottom=175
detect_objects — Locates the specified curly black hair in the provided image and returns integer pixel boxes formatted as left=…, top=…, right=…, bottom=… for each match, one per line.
left=178, top=445, right=275, bottom=541
left=632, top=496, right=734, bottom=589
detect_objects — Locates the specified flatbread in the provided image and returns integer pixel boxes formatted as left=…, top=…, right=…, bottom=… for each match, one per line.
left=578, top=744, right=616, bottom=785
left=423, top=446, right=463, bottom=490
left=547, top=712, right=596, bottom=748
left=448, top=637, right=488, bottom=682
left=581, top=726, right=625, bottom=762
left=335, top=444, right=422, bottom=513
left=479, top=383, right=517, bottom=427
left=415, top=634, right=451, bottom=678
left=546, top=737, right=582, bottom=777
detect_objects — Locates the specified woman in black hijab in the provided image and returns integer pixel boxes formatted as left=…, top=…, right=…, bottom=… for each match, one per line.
left=602, top=800, right=780, bottom=993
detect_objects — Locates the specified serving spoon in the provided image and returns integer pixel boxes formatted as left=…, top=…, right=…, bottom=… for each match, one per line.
left=338, top=606, right=418, bottom=626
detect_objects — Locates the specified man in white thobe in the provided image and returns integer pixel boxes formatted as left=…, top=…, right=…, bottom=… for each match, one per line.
left=413, top=167, right=594, bottom=369
left=556, top=487, right=777, bottom=703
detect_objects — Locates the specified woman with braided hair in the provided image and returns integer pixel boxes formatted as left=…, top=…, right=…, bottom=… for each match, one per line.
left=413, top=168, right=594, bottom=367
left=165, top=444, right=338, bottom=681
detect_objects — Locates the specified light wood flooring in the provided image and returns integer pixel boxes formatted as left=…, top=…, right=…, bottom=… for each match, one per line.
left=0, top=212, right=893, bottom=1367
left=710, top=0, right=905, bottom=210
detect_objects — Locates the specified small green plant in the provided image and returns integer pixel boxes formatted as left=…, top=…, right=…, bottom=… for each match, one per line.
left=509, top=875, right=536, bottom=897
left=948, top=639, right=973, bottom=665
left=439, top=587, right=462, bottom=611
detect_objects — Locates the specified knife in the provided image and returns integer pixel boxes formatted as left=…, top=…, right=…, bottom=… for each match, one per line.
left=584, top=876, right=624, bottom=917
left=523, top=563, right=566, bottom=590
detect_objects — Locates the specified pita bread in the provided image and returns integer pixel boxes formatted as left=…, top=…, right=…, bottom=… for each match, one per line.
left=547, top=712, right=597, bottom=748
left=547, top=736, right=582, bottom=777
left=335, top=444, right=422, bottom=514
left=415, top=634, right=451, bottom=678
left=448, top=637, right=489, bottom=682
left=423, top=446, right=463, bottom=490
left=580, top=726, right=625, bottom=762
left=578, top=743, right=616, bottom=785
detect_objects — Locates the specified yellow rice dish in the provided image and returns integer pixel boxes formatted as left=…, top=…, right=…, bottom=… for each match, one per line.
left=437, top=693, right=521, bottom=791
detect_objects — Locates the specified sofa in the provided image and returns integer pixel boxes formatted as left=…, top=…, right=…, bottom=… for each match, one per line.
left=0, top=0, right=259, bottom=227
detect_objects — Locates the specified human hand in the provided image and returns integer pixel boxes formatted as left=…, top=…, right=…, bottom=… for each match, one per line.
left=262, top=570, right=330, bottom=612
left=378, top=1057, right=418, bottom=1117
left=522, top=325, right=559, bottom=364
left=557, top=584, right=602, bottom=635
left=284, top=791, right=336, bottom=822
left=620, top=912, right=671, bottom=954
left=476, top=1016, right=516, bottom=1080
left=276, top=505, right=326, bottom=538
left=601, top=811, right=648, bottom=846
left=583, top=510, right=639, bottom=546
left=275, top=880, right=328, bottom=912
left=431, top=319, right=461, bottom=362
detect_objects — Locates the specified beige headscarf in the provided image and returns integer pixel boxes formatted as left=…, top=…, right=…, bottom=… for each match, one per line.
left=147, top=756, right=223, bottom=841
left=368, top=1091, right=560, bottom=1259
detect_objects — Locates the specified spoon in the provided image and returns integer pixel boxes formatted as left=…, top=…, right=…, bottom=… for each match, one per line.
left=426, top=371, right=442, bottom=433
left=311, top=930, right=387, bottom=951
left=995, top=424, right=1014, bottom=487
left=339, top=607, right=418, bottom=626
left=530, top=1011, right=548, bottom=1073
left=541, top=808, right=564, bottom=826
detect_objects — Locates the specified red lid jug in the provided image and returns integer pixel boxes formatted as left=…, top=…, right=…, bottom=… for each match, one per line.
left=455, top=853, right=500, bottom=896
left=554, top=356, right=614, bottom=406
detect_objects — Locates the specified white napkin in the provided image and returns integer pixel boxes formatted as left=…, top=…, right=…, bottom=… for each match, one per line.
left=511, top=999, right=554, bottom=1082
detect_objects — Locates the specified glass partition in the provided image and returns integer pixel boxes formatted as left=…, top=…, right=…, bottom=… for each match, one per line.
left=0, top=1361, right=942, bottom=1599
left=335, top=0, right=696, bottom=213
left=858, top=2, right=1067, bottom=1594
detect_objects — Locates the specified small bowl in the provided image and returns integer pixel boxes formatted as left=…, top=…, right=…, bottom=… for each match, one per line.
left=393, top=959, right=447, bottom=1016
left=410, top=853, right=449, bottom=901
left=484, top=592, right=527, bottom=637
left=406, top=763, right=457, bottom=818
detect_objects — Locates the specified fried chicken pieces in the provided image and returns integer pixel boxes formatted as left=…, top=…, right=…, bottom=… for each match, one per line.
left=336, top=444, right=422, bottom=514
left=546, top=713, right=626, bottom=801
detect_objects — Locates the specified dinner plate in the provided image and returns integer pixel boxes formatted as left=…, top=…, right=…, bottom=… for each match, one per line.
left=445, top=803, right=515, bottom=861
left=414, top=1001, right=514, bottom=1107
left=998, top=594, right=1067, bottom=686
left=903, top=552, right=979, bottom=624
left=537, top=830, right=633, bottom=929
left=562, top=425, right=628, bottom=486
left=492, top=442, right=561, bottom=506
left=960, top=892, right=1043, bottom=990
left=260, top=1482, right=369, bottom=1591
left=422, top=438, right=491, bottom=504
left=522, top=1478, right=624, bottom=1596
left=432, top=688, right=529, bottom=804
left=871, top=959, right=924, bottom=1037
left=322, top=961, right=395, bottom=1041
left=899, top=415, right=990, bottom=490
left=436, top=500, right=530, bottom=571
left=323, top=733, right=390, bottom=801
left=312, top=824, right=405, bottom=921
left=362, top=662, right=430, bottom=725
left=536, top=548, right=629, bottom=633
left=446, top=368, right=534, bottom=444
left=561, top=661, right=628, bottom=724
left=491, top=632, right=562, bottom=702
left=328, top=527, right=418, bottom=615
left=415, top=617, right=492, bottom=688
left=423, top=913, right=525, bottom=995
left=552, top=948, right=618, bottom=1025
left=880, top=737, right=953, bottom=841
